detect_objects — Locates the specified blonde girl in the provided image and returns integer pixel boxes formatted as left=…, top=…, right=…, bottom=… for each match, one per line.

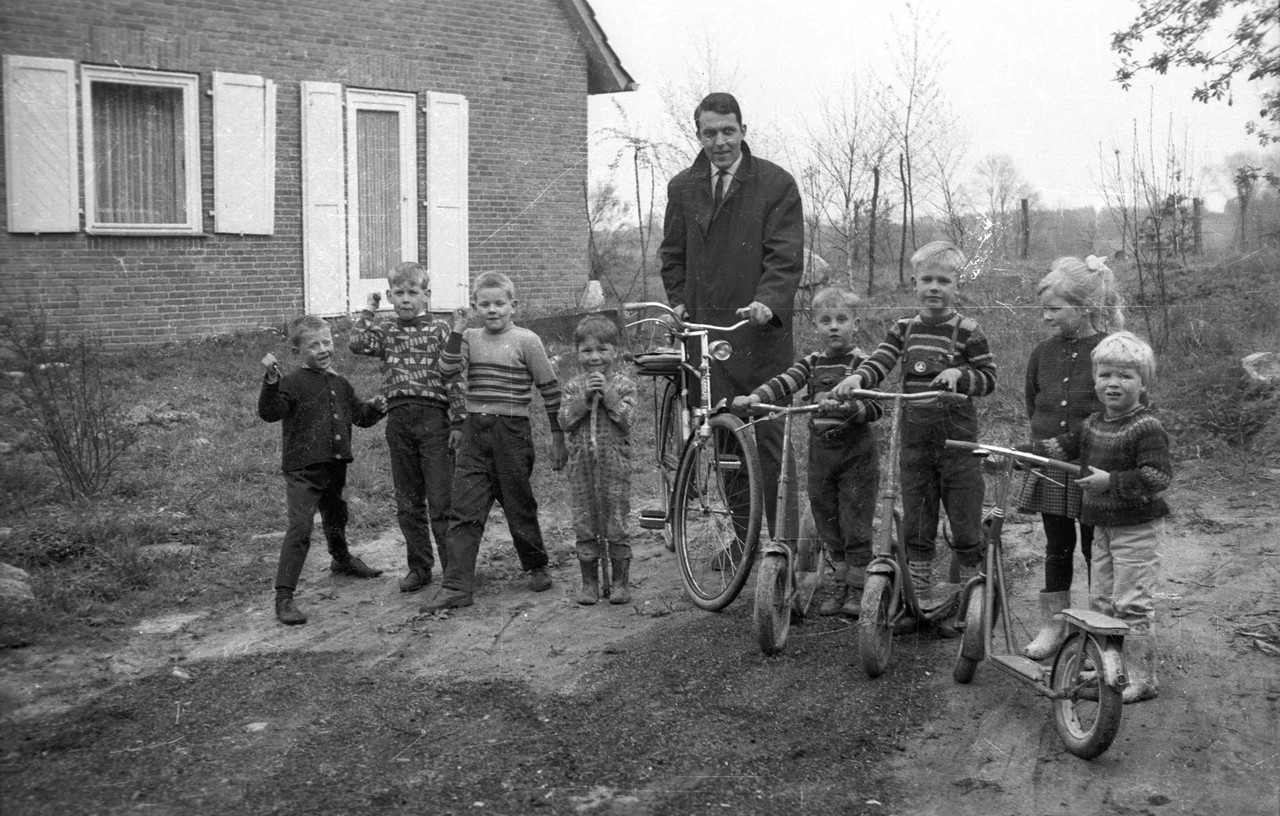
left=1018, top=255, right=1124, bottom=659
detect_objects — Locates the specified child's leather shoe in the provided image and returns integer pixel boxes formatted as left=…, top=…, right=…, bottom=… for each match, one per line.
left=399, top=568, right=432, bottom=592
left=419, top=588, right=473, bottom=613
left=528, top=566, right=552, bottom=592
left=330, top=556, right=384, bottom=578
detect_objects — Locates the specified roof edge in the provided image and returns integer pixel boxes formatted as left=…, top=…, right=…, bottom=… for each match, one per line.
left=557, top=0, right=638, bottom=95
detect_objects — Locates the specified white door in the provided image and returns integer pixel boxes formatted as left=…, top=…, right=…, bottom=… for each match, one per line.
left=346, top=89, right=418, bottom=306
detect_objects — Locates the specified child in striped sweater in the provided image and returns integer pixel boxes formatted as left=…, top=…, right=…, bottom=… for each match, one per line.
left=1028, top=331, right=1170, bottom=703
left=833, top=241, right=997, bottom=626
left=421, top=272, right=569, bottom=613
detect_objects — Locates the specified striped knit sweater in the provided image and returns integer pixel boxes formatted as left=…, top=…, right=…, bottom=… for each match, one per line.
left=751, top=348, right=885, bottom=431
left=440, top=325, right=562, bottom=432
left=349, top=311, right=466, bottom=426
left=1035, top=404, right=1171, bottom=527
left=854, top=312, right=997, bottom=397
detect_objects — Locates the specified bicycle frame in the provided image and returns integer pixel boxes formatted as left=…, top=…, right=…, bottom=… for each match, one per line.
left=625, top=301, right=748, bottom=521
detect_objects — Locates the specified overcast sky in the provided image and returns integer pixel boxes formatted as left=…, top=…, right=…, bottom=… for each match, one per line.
left=587, top=0, right=1273, bottom=212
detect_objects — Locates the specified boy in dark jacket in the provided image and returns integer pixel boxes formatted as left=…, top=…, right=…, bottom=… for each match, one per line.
left=258, top=315, right=385, bottom=625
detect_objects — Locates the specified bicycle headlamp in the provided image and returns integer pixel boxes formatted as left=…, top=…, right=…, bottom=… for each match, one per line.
left=709, top=340, right=733, bottom=361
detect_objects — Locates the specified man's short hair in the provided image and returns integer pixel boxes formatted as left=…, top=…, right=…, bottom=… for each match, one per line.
left=390, top=261, right=430, bottom=289
left=693, top=92, right=742, bottom=128
left=288, top=315, right=330, bottom=347
left=910, top=240, right=966, bottom=274
left=574, top=314, right=619, bottom=346
left=472, top=271, right=516, bottom=300
left=810, top=286, right=862, bottom=312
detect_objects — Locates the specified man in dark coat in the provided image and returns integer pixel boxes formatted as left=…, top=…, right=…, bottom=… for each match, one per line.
left=659, top=91, right=804, bottom=534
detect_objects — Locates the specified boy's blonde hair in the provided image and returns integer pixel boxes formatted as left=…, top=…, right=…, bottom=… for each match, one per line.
left=1092, top=331, right=1155, bottom=386
left=389, top=261, right=430, bottom=290
left=1039, top=255, right=1125, bottom=332
left=288, top=315, right=330, bottom=348
left=910, top=240, right=965, bottom=274
left=574, top=314, right=619, bottom=346
left=810, top=286, right=861, bottom=312
left=472, top=271, right=516, bottom=300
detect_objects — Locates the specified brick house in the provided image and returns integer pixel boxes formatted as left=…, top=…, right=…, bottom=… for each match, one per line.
left=0, top=0, right=634, bottom=347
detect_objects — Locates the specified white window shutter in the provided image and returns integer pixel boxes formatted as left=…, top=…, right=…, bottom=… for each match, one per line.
left=3, top=55, right=78, bottom=233
left=301, top=81, right=347, bottom=315
left=426, top=91, right=469, bottom=311
left=213, top=71, right=276, bottom=234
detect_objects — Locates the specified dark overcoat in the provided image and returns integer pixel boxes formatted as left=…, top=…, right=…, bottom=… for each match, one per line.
left=659, top=142, right=804, bottom=403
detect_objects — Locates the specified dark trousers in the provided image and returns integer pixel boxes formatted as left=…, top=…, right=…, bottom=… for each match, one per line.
left=808, top=432, right=879, bottom=568
left=1042, top=513, right=1094, bottom=592
left=898, top=408, right=984, bottom=567
left=275, top=461, right=351, bottom=591
left=386, top=403, right=455, bottom=574
left=441, top=414, right=548, bottom=593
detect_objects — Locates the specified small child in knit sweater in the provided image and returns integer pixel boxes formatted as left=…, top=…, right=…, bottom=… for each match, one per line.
left=1028, top=331, right=1171, bottom=703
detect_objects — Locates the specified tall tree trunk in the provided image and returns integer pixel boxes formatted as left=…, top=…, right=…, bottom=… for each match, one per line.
left=897, top=153, right=908, bottom=287
left=868, top=166, right=880, bottom=297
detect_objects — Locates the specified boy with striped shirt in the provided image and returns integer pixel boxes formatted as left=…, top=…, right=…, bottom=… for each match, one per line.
left=422, top=272, right=569, bottom=612
left=834, top=241, right=997, bottom=618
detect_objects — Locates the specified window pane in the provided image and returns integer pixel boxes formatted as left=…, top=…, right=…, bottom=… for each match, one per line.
left=355, top=109, right=401, bottom=280
left=91, top=82, right=185, bottom=224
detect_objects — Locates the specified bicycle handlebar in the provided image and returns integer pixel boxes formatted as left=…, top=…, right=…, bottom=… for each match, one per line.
left=943, top=440, right=1084, bottom=477
left=623, top=301, right=750, bottom=334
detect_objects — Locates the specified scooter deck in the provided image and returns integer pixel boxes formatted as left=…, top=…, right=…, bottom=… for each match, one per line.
left=1060, top=608, right=1129, bottom=635
left=989, top=652, right=1047, bottom=683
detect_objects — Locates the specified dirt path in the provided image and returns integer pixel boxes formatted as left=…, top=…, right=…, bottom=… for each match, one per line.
left=2, top=467, right=1278, bottom=815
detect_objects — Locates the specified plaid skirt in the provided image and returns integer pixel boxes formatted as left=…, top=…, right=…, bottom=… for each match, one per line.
left=1014, top=466, right=1083, bottom=518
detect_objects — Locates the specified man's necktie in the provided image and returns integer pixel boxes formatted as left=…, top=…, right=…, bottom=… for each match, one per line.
left=713, top=170, right=727, bottom=212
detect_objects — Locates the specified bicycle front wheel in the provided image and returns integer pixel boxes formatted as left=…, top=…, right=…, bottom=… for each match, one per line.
left=859, top=572, right=895, bottom=678
left=1051, top=632, right=1124, bottom=759
left=671, top=412, right=763, bottom=611
left=753, top=552, right=791, bottom=655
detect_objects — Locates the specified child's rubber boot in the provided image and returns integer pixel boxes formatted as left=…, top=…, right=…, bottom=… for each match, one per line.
left=1022, top=590, right=1071, bottom=660
left=275, top=589, right=307, bottom=626
left=1122, top=632, right=1160, bottom=703
left=839, top=565, right=866, bottom=618
left=819, top=561, right=849, bottom=616
left=893, top=560, right=935, bottom=634
left=608, top=558, right=631, bottom=605
left=577, top=558, right=599, bottom=605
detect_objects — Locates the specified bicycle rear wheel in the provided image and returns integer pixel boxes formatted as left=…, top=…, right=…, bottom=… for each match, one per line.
left=859, top=572, right=895, bottom=677
left=1051, top=632, right=1123, bottom=759
left=753, top=552, right=791, bottom=655
left=671, top=412, right=762, bottom=611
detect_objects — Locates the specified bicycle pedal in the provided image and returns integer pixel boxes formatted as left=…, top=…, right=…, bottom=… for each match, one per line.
left=639, top=509, right=667, bottom=529
left=715, top=455, right=742, bottom=471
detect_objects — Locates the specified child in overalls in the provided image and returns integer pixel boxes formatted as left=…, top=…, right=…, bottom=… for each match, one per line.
left=834, top=241, right=997, bottom=622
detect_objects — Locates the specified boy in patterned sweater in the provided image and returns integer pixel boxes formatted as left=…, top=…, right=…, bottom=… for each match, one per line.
left=833, top=241, right=997, bottom=620
left=734, top=287, right=884, bottom=617
left=421, top=272, right=569, bottom=612
left=1028, top=331, right=1170, bottom=703
left=350, top=262, right=467, bottom=594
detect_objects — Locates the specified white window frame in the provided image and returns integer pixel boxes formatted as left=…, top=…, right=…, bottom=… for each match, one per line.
left=80, top=64, right=202, bottom=235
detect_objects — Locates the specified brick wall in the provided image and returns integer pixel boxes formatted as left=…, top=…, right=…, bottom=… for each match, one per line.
left=0, top=0, right=592, bottom=347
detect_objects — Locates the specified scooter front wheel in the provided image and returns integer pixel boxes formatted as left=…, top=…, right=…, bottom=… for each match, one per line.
left=858, top=572, right=895, bottom=678
left=952, top=581, right=986, bottom=684
left=753, top=552, right=791, bottom=656
left=1051, top=632, right=1123, bottom=759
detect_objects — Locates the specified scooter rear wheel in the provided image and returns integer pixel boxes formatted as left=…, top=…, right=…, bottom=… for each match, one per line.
left=1051, top=632, right=1123, bottom=759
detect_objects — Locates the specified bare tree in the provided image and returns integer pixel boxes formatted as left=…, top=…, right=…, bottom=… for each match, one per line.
left=973, top=153, right=1036, bottom=258
left=1098, top=112, right=1200, bottom=349
left=800, top=75, right=892, bottom=289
